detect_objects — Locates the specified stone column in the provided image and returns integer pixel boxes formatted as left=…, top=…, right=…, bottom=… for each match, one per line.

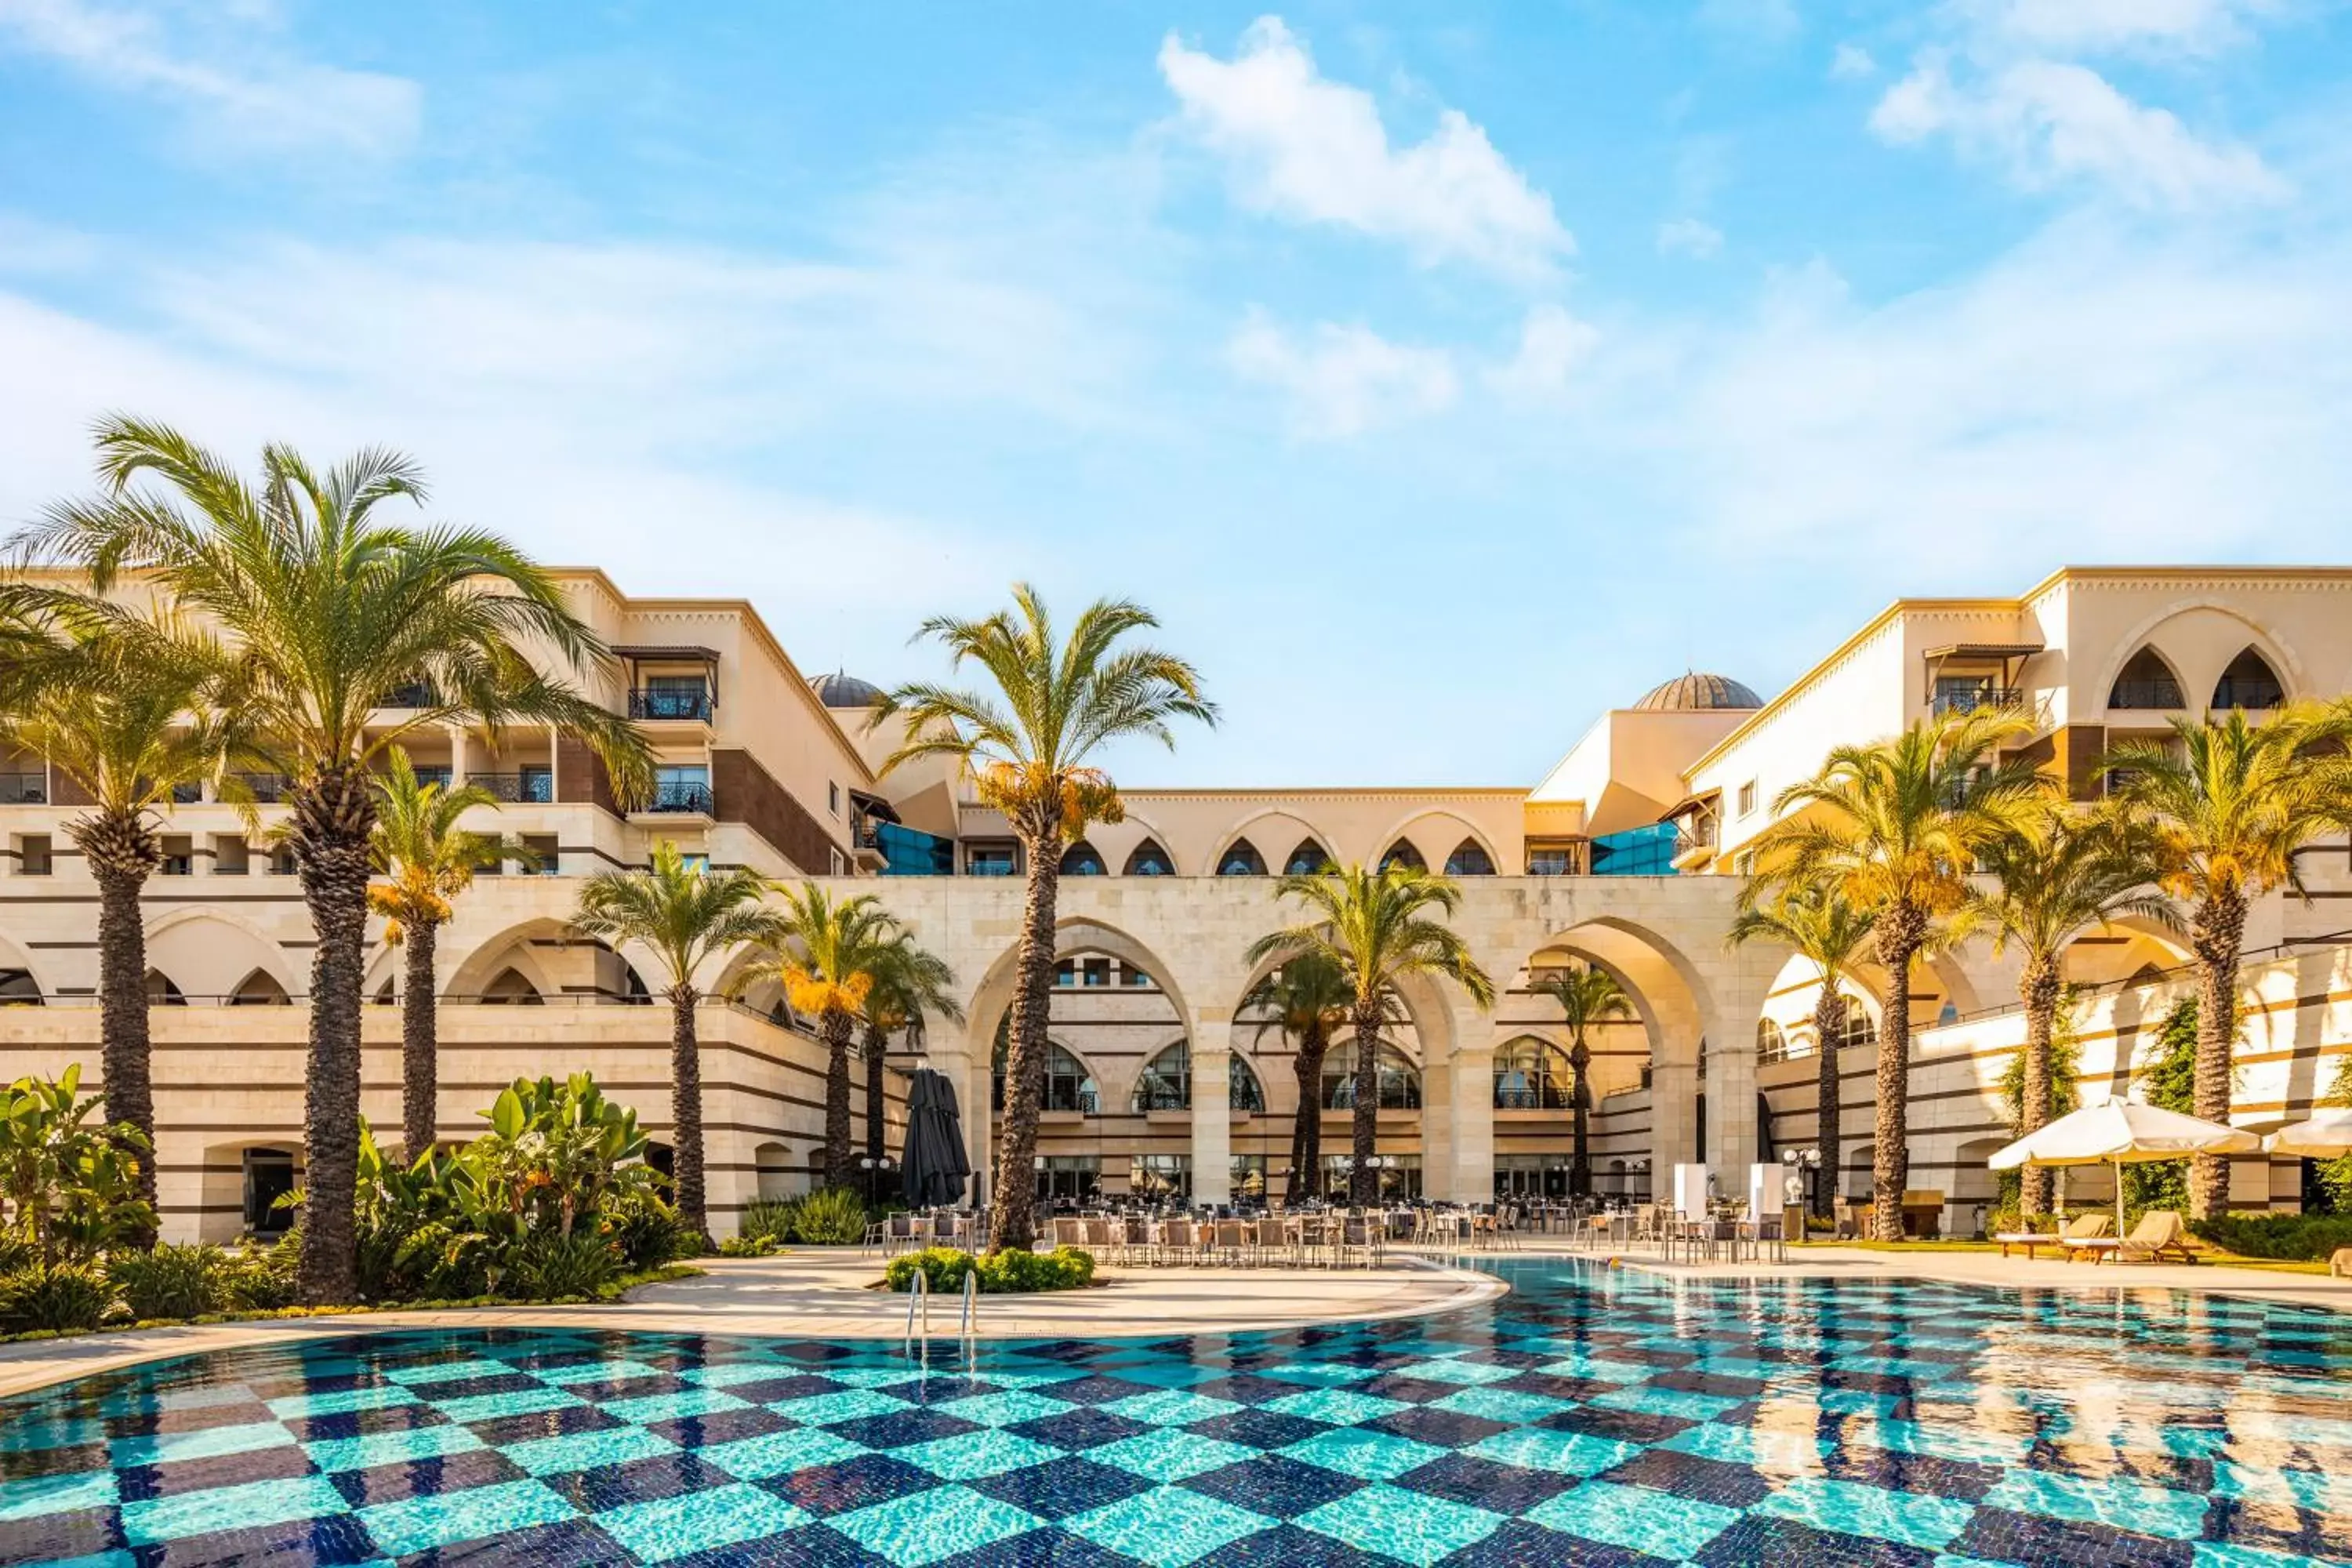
left=1650, top=1058, right=1699, bottom=1177
left=1704, top=953, right=1777, bottom=1183
left=1191, top=1023, right=1233, bottom=1206
left=1448, top=1045, right=1496, bottom=1203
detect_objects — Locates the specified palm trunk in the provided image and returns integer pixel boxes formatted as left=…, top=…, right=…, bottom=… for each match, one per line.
left=1288, top=1025, right=1327, bottom=1205
left=670, top=985, right=711, bottom=1247
left=1811, top=975, right=1843, bottom=1221
left=2018, top=953, right=2059, bottom=1217
left=822, top=1005, right=855, bottom=1188
left=74, top=808, right=161, bottom=1248
left=864, top=1022, right=888, bottom=1163
left=1349, top=996, right=1383, bottom=1205
left=400, top=925, right=440, bottom=1162
left=991, top=829, right=1059, bottom=1251
left=291, top=763, right=374, bottom=1306
left=2189, top=889, right=2246, bottom=1221
left=1568, top=1036, right=1592, bottom=1197
left=1872, top=902, right=1925, bottom=1243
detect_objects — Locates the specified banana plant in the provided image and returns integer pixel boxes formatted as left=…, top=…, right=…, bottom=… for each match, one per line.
left=0, top=1064, right=155, bottom=1266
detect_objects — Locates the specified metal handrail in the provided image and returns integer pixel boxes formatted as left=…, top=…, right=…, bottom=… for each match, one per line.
left=960, top=1269, right=977, bottom=1339
left=903, top=1267, right=929, bottom=1343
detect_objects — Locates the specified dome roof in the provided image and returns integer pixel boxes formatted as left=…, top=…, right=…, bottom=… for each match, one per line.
left=1633, top=671, right=1763, bottom=712
left=810, top=670, right=884, bottom=709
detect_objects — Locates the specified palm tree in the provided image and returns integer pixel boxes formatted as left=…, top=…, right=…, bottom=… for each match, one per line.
left=1727, top=884, right=1875, bottom=1219
left=1247, top=864, right=1495, bottom=1204
left=1746, top=708, right=2045, bottom=1240
left=0, top=624, right=239, bottom=1243
left=571, top=840, right=775, bottom=1247
left=2103, top=709, right=2350, bottom=1217
left=18, top=418, right=652, bottom=1303
left=1240, top=950, right=1352, bottom=1205
left=862, top=935, right=963, bottom=1166
left=875, top=585, right=1213, bottom=1248
left=750, top=882, right=902, bottom=1189
left=1529, top=963, right=1633, bottom=1199
left=367, top=747, right=526, bottom=1161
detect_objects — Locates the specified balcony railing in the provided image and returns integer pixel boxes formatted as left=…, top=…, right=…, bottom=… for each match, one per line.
left=646, top=780, right=715, bottom=815
left=475, top=771, right=555, bottom=804
left=2108, top=680, right=2184, bottom=710
left=0, top=773, right=47, bottom=805
left=230, top=771, right=289, bottom=804
left=380, top=683, right=439, bottom=709
left=1931, top=685, right=2025, bottom=717
left=629, top=688, right=714, bottom=722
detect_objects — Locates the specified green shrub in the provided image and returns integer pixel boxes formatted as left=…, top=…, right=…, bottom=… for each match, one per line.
left=740, top=1197, right=800, bottom=1245
left=111, top=1243, right=232, bottom=1321
left=0, top=1234, right=35, bottom=1275
left=792, top=1187, right=867, bottom=1246
left=509, top=1232, right=622, bottom=1300
left=717, top=1233, right=781, bottom=1258
left=883, top=1247, right=1093, bottom=1294
left=0, top=1263, right=114, bottom=1333
left=2190, top=1212, right=2352, bottom=1261
left=227, top=1236, right=302, bottom=1310
left=608, top=1193, right=695, bottom=1270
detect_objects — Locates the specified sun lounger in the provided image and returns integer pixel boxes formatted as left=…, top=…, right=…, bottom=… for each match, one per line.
left=2117, top=1210, right=2202, bottom=1265
left=1995, top=1212, right=2110, bottom=1260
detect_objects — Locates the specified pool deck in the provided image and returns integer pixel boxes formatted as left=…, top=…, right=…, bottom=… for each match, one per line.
left=0, top=1250, right=1502, bottom=1400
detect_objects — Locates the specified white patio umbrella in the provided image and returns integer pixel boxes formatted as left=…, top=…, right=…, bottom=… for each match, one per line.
left=1989, top=1099, right=2260, bottom=1238
left=2264, top=1108, right=2352, bottom=1159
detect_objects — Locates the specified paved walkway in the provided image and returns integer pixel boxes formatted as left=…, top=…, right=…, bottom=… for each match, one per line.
left=0, top=1250, right=1503, bottom=1401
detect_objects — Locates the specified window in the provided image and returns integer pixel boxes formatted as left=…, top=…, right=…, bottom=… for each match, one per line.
left=2108, top=648, right=2184, bottom=710
left=1590, top=823, right=1681, bottom=877
left=1217, top=838, right=1266, bottom=876
left=1932, top=675, right=2016, bottom=717
left=1283, top=839, right=1332, bottom=876
left=1756, top=1018, right=1798, bottom=1064
left=1443, top=838, right=1495, bottom=876
left=169, top=782, right=201, bottom=805
left=1033, top=1155, right=1100, bottom=1207
left=1494, top=1036, right=1575, bottom=1109
left=1124, top=967, right=1155, bottom=988
left=1054, top=959, right=1076, bottom=988
left=18, top=834, right=52, bottom=877
left=1129, top=1154, right=1190, bottom=1201
left=1122, top=839, right=1174, bottom=877
left=829, top=848, right=848, bottom=876
left=518, top=764, right=554, bottom=804
left=993, top=1036, right=1098, bottom=1114
left=523, top=834, right=559, bottom=875
left=1081, top=956, right=1110, bottom=988
left=1494, top=1154, right=1576, bottom=1200
left=641, top=674, right=713, bottom=721
left=1320, top=1152, right=1421, bottom=1203
left=146, top=971, right=186, bottom=1006
left=413, top=765, right=452, bottom=790
left=1231, top=1154, right=1269, bottom=1203
left=652, top=765, right=713, bottom=814
left=1059, top=842, right=1106, bottom=876
left=270, top=844, right=298, bottom=877
left=1829, top=996, right=1875, bottom=1054
left=1378, top=840, right=1425, bottom=872
left=1737, top=780, right=1758, bottom=816
left=2212, top=648, right=2285, bottom=711
left=213, top=835, right=251, bottom=876
left=159, top=836, right=193, bottom=877
left=1230, top=1054, right=1265, bottom=1112
left=243, top=1149, right=296, bottom=1235
left=1132, top=1044, right=1192, bottom=1111
left=678, top=852, right=710, bottom=872
left=968, top=844, right=1018, bottom=877
left=1527, top=846, right=1577, bottom=877
left=1323, top=1040, right=1422, bottom=1110
left=828, top=782, right=841, bottom=817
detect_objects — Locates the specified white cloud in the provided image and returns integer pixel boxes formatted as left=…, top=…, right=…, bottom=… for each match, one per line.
left=1829, top=42, right=1878, bottom=80
left=1871, top=54, right=2288, bottom=209
left=1225, top=310, right=1459, bottom=438
left=1486, top=303, right=1599, bottom=399
left=0, top=0, right=419, bottom=159
left=1157, top=16, right=1571, bottom=278
left=1657, top=218, right=1726, bottom=259
left=1957, top=0, right=2276, bottom=56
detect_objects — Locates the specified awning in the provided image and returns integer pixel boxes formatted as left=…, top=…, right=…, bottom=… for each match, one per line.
left=1922, top=643, right=2044, bottom=661
left=848, top=789, right=900, bottom=825
left=612, top=645, right=720, bottom=662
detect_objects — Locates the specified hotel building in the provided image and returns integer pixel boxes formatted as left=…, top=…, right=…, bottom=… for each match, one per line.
left=4, top=565, right=2350, bottom=1240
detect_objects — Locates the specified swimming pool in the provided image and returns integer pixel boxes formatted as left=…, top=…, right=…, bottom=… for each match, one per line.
left=2, top=1258, right=2348, bottom=1566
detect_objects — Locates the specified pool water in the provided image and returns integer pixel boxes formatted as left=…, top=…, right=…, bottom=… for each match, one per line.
left=3, top=1259, right=2350, bottom=1567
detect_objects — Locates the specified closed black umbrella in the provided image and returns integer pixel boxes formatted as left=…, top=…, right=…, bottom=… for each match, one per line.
left=901, top=1068, right=971, bottom=1210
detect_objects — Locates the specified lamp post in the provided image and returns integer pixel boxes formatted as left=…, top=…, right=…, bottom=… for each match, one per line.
left=858, top=1155, right=895, bottom=1213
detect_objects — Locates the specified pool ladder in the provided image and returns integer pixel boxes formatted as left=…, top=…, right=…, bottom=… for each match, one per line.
left=902, top=1268, right=978, bottom=1351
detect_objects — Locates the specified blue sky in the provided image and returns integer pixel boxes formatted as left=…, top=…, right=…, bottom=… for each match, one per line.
left=2, top=1, right=2348, bottom=787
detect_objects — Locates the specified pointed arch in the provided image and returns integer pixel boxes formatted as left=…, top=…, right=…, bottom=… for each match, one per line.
left=1283, top=838, right=1334, bottom=876
left=2107, top=647, right=2185, bottom=710
left=1379, top=839, right=1426, bottom=873
left=991, top=1030, right=1098, bottom=1114
left=1443, top=837, right=1495, bottom=876
left=1494, top=1035, right=1573, bottom=1109
left=1230, top=1054, right=1265, bottom=1113
left=1133, top=1041, right=1192, bottom=1111
left=1323, top=1038, right=1421, bottom=1109
left=1122, top=837, right=1175, bottom=877
left=227, top=968, right=290, bottom=1006
left=144, top=908, right=297, bottom=1000
left=146, top=969, right=186, bottom=1006
left=480, top=967, right=545, bottom=1005
left=1059, top=840, right=1107, bottom=877
left=2211, top=646, right=2285, bottom=711
left=1215, top=837, right=1267, bottom=877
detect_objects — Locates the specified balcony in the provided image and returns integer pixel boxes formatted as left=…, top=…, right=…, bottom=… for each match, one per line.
left=2107, top=680, right=2184, bottom=711
left=475, top=771, right=555, bottom=804
left=1930, top=685, right=2026, bottom=717
left=645, top=779, right=715, bottom=815
left=230, top=771, right=289, bottom=804
left=629, top=688, right=714, bottom=723
left=0, top=774, right=47, bottom=805
left=379, top=682, right=439, bottom=709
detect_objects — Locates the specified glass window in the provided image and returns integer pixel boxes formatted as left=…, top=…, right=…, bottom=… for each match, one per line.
left=1230, top=1054, right=1265, bottom=1113
left=1060, top=841, right=1106, bottom=876
left=1526, top=846, right=1576, bottom=877
left=1283, top=840, right=1333, bottom=876
left=1034, top=1155, right=1100, bottom=1207
left=994, top=1036, right=1098, bottom=1114
left=1493, top=1036, right=1573, bottom=1109
left=1123, top=839, right=1174, bottom=876
left=652, top=765, right=711, bottom=813
left=1588, top=823, right=1682, bottom=877
left=2212, top=648, right=2285, bottom=711
left=1323, top=1040, right=1421, bottom=1110
left=1081, top=957, right=1110, bottom=988
left=876, top=822, right=956, bottom=876
left=1757, top=1018, right=1798, bottom=1063
left=1830, top=996, right=1875, bottom=1054
left=1217, top=838, right=1266, bottom=876
left=968, top=844, right=1018, bottom=877
left=828, top=782, right=841, bottom=816
left=1319, top=1152, right=1421, bottom=1202
left=518, top=764, right=553, bottom=804
left=1494, top=1154, right=1575, bottom=1199
left=1054, top=959, right=1076, bottom=988
left=1379, top=840, right=1426, bottom=873
left=1133, top=1044, right=1190, bottom=1111
left=1129, top=1154, right=1190, bottom=1203
left=1231, top=1154, right=1268, bottom=1203
left=1443, top=838, right=1495, bottom=876
left=1124, top=967, right=1156, bottom=988
left=1737, top=781, right=1758, bottom=816
left=641, top=675, right=713, bottom=720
